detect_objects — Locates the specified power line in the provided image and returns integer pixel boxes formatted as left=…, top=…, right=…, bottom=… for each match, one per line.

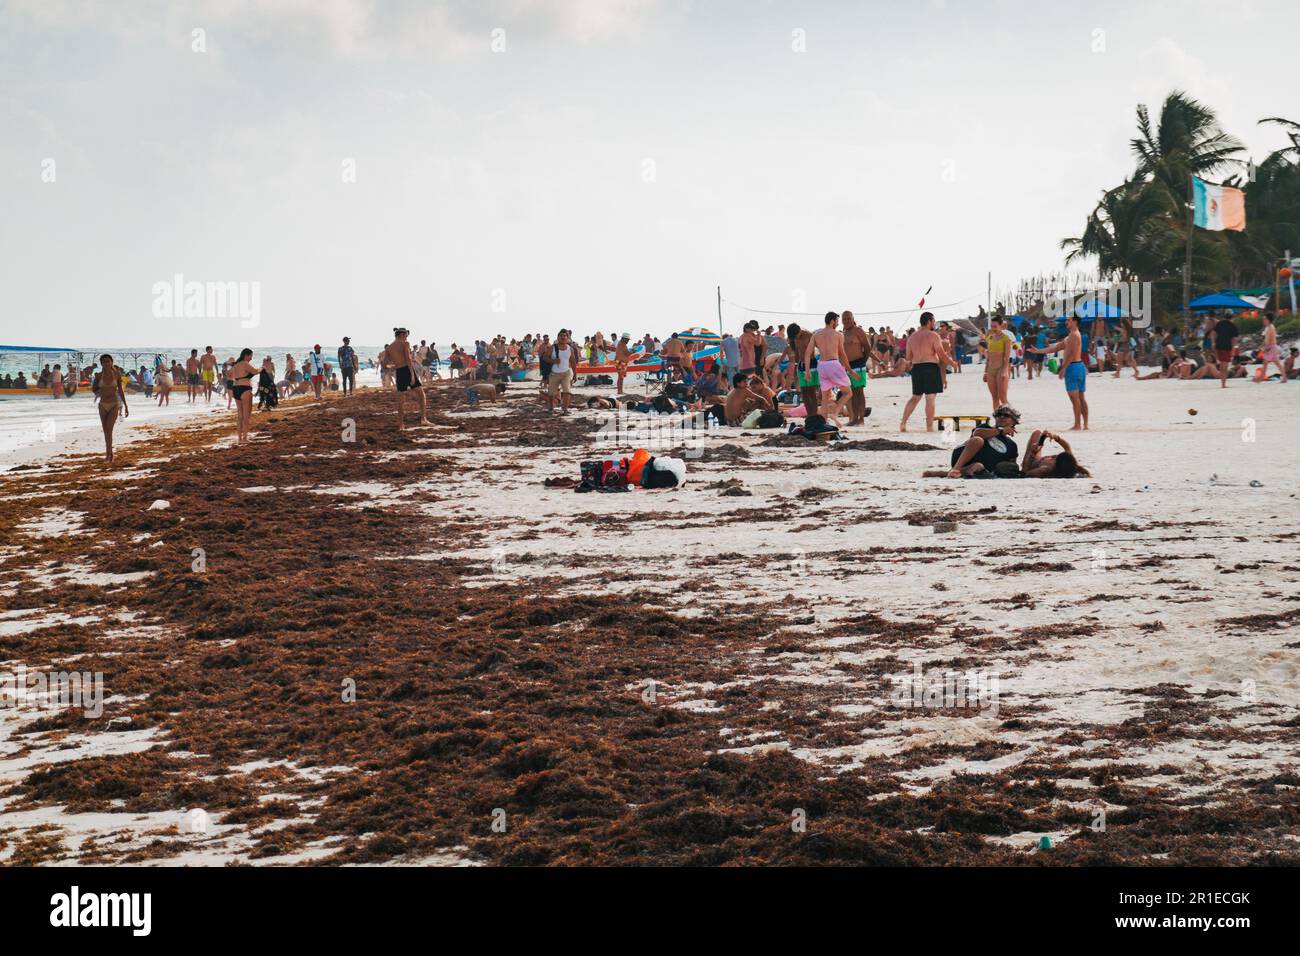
left=720, top=291, right=985, bottom=319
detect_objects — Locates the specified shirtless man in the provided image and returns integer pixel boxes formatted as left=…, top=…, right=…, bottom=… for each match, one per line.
left=660, top=333, right=687, bottom=382
left=1211, top=313, right=1239, bottom=389
left=614, top=333, right=635, bottom=393
left=465, top=381, right=507, bottom=404
left=723, top=373, right=775, bottom=426
left=1259, top=313, right=1286, bottom=382
left=185, top=349, right=202, bottom=403
left=841, top=310, right=872, bottom=426
left=899, top=312, right=955, bottom=432
left=1284, top=347, right=1300, bottom=381
left=382, top=327, right=430, bottom=431
left=982, top=317, right=1013, bottom=412
left=200, top=346, right=218, bottom=403
left=738, top=322, right=765, bottom=381
left=1028, top=314, right=1089, bottom=430
left=804, top=312, right=853, bottom=429
left=784, top=323, right=819, bottom=416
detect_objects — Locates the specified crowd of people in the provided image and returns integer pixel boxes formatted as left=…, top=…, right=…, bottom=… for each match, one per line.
left=67, top=301, right=1295, bottom=468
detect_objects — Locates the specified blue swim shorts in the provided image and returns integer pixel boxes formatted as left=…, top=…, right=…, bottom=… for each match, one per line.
left=1064, top=361, right=1087, bottom=393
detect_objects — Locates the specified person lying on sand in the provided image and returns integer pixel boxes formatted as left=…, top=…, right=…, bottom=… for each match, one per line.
left=465, top=382, right=506, bottom=404
left=921, top=405, right=1020, bottom=478
left=1019, top=429, right=1090, bottom=478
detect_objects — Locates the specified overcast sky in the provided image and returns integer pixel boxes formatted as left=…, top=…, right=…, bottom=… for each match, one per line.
left=1, top=0, right=1295, bottom=347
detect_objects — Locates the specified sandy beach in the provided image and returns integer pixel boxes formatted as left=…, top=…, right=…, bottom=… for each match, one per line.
left=1, top=367, right=1296, bottom=865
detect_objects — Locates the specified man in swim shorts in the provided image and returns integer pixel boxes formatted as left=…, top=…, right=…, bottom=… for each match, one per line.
left=899, top=312, right=954, bottom=432
left=186, top=349, right=202, bottom=403
left=614, top=333, right=634, bottom=394
left=783, top=323, right=819, bottom=417
left=383, top=327, right=430, bottom=431
left=306, top=344, right=326, bottom=401
left=1212, top=313, right=1238, bottom=389
left=200, top=346, right=218, bottom=403
left=804, top=312, right=852, bottom=429
left=1028, top=314, right=1089, bottom=430
left=842, top=310, right=872, bottom=426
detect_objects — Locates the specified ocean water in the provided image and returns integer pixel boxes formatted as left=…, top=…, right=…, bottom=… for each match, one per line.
left=0, top=345, right=387, bottom=380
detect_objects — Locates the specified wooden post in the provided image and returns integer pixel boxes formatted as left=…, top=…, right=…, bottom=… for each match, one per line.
left=716, top=285, right=723, bottom=335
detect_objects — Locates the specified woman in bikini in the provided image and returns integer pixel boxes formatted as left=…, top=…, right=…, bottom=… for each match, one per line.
left=228, top=348, right=258, bottom=445
left=1020, top=430, right=1090, bottom=478
left=94, top=353, right=128, bottom=465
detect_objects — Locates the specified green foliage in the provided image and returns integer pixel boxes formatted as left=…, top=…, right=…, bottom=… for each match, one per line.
left=1062, top=91, right=1300, bottom=299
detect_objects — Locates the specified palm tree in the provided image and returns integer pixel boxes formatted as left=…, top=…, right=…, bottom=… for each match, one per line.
left=1132, top=91, right=1245, bottom=202
left=1259, top=116, right=1300, bottom=162
left=1061, top=178, right=1179, bottom=280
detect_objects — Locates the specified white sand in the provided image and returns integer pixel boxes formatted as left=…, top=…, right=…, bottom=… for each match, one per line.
left=1, top=364, right=1295, bottom=863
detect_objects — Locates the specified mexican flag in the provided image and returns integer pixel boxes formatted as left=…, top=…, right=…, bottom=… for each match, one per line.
left=1192, top=176, right=1246, bottom=231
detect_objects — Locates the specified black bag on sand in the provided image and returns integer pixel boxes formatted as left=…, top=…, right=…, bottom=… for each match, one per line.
left=664, top=382, right=691, bottom=400
left=641, top=456, right=681, bottom=489
left=756, top=410, right=784, bottom=428
left=651, top=395, right=677, bottom=414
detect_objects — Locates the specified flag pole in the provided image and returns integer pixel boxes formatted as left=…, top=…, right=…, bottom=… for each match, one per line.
left=1184, top=173, right=1195, bottom=321
left=716, top=285, right=722, bottom=335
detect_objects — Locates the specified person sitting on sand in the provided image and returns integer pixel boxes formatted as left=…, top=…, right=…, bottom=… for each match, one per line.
left=723, top=373, right=774, bottom=426
left=921, top=405, right=1020, bottom=478
left=1284, top=347, right=1300, bottom=381
left=1019, top=429, right=1090, bottom=478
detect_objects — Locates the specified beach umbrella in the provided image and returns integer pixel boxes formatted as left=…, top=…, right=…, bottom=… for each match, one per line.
left=676, top=327, right=721, bottom=343
left=1071, top=298, right=1127, bottom=320
left=1188, top=292, right=1254, bottom=311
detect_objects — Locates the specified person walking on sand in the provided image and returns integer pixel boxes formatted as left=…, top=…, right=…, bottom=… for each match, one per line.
left=1028, top=314, right=1089, bottom=430
left=382, top=328, right=430, bottom=431
left=155, top=362, right=172, bottom=406
left=900, top=312, right=954, bottom=432
left=842, top=311, right=872, bottom=426
left=200, top=346, right=218, bottom=403
left=305, top=345, right=326, bottom=401
left=49, top=364, right=63, bottom=399
left=1211, top=312, right=1239, bottom=390
left=546, top=330, right=578, bottom=414
left=804, top=312, right=853, bottom=429
left=982, top=316, right=1013, bottom=412
left=1259, top=313, right=1286, bottom=383
left=93, top=354, right=128, bottom=466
